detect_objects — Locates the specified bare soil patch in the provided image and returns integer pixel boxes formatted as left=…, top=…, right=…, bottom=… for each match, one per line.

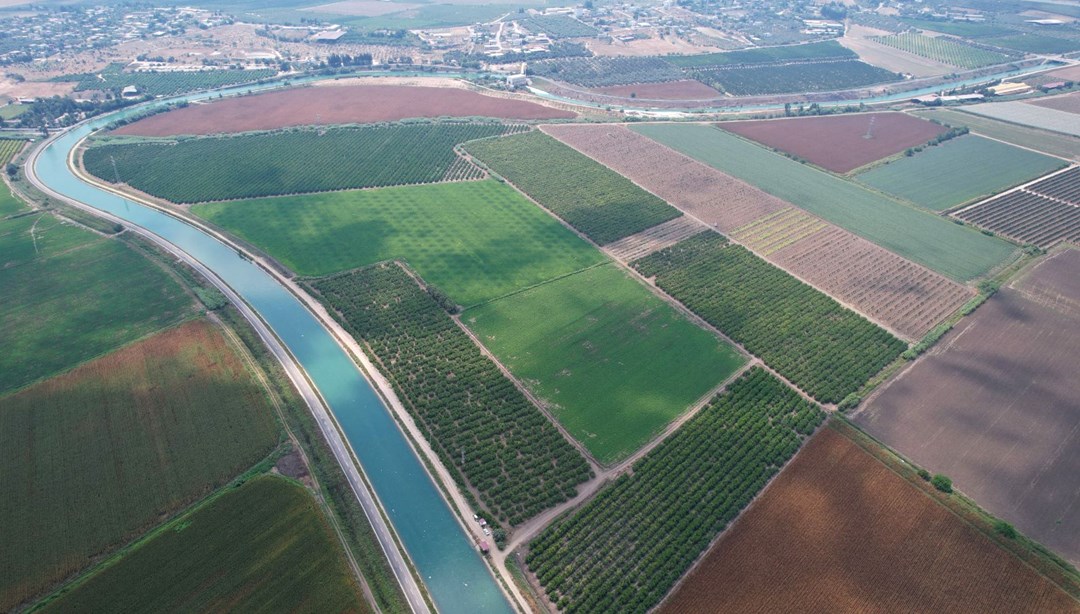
left=112, top=84, right=575, bottom=136
left=856, top=256, right=1080, bottom=565
left=660, top=427, right=1080, bottom=614
left=720, top=112, right=948, bottom=173
left=590, top=80, right=721, bottom=100
left=1028, top=92, right=1080, bottom=116
left=841, top=24, right=956, bottom=78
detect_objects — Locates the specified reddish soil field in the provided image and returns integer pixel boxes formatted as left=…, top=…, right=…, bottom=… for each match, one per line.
left=1028, top=92, right=1080, bottom=115
left=856, top=250, right=1080, bottom=566
left=113, top=84, right=575, bottom=136
left=720, top=112, right=947, bottom=173
left=660, top=427, right=1080, bottom=614
left=589, top=79, right=722, bottom=100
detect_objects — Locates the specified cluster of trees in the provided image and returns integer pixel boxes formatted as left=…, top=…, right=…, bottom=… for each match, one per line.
left=697, top=60, right=901, bottom=96
left=464, top=131, right=679, bottom=245
left=905, top=126, right=969, bottom=156
left=527, top=368, right=823, bottom=613
left=527, top=55, right=681, bottom=87
left=326, top=53, right=373, bottom=68
left=86, top=122, right=520, bottom=203
left=64, top=63, right=277, bottom=97
left=7, top=95, right=142, bottom=131
left=309, top=264, right=591, bottom=526
left=634, top=233, right=906, bottom=403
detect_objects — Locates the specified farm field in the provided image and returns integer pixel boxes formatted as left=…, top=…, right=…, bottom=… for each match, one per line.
left=0, top=183, right=24, bottom=216
left=466, top=263, right=746, bottom=464
left=1028, top=166, right=1080, bottom=205
left=666, top=40, right=855, bottom=67
left=635, top=233, right=905, bottom=404
left=66, top=64, right=276, bottom=97
left=720, top=112, right=947, bottom=173
left=0, top=221, right=193, bottom=395
left=912, top=107, right=1080, bottom=161
left=543, top=123, right=972, bottom=339
left=522, top=14, right=597, bottom=38
left=986, top=34, right=1079, bottom=54
left=112, top=83, right=575, bottom=136
left=40, top=477, right=366, bottom=613
left=856, top=135, right=1065, bottom=211
left=955, top=167, right=1080, bottom=248
left=193, top=180, right=604, bottom=307
left=308, top=264, right=591, bottom=525
left=0, top=138, right=23, bottom=164
left=1028, top=92, right=1080, bottom=116
left=86, top=123, right=519, bottom=203
left=528, top=56, right=684, bottom=87
left=589, top=80, right=720, bottom=100
left=870, top=33, right=1014, bottom=68
left=632, top=123, right=1018, bottom=281
left=660, top=426, right=1080, bottom=614
left=693, top=60, right=899, bottom=96
left=961, top=102, right=1080, bottom=138
left=0, top=320, right=280, bottom=611
left=463, top=130, right=680, bottom=245
left=856, top=249, right=1080, bottom=565
left=0, top=104, right=28, bottom=120
left=603, top=216, right=707, bottom=262
left=527, top=368, right=824, bottom=614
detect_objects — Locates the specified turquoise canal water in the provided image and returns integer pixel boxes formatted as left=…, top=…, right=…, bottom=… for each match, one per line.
left=32, top=86, right=513, bottom=614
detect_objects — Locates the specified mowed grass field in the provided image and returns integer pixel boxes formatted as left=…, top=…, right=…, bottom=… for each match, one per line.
left=40, top=476, right=366, bottom=613
left=194, top=180, right=605, bottom=307
left=465, top=264, right=746, bottom=463
left=0, top=319, right=280, bottom=611
left=632, top=123, right=1017, bottom=281
left=856, top=135, right=1065, bottom=211
left=0, top=209, right=194, bottom=394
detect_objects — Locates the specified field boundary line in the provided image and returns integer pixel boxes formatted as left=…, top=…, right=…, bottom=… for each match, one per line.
left=950, top=163, right=1079, bottom=216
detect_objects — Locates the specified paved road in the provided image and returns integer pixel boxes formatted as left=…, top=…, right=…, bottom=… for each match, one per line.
left=25, top=136, right=432, bottom=614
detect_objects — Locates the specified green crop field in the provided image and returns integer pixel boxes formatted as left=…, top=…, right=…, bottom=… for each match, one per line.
left=523, top=14, right=597, bottom=38
left=466, top=263, right=746, bottom=463
left=39, top=476, right=365, bottom=613
left=0, top=184, right=23, bottom=216
left=527, top=368, right=824, bottom=614
left=529, top=56, right=684, bottom=87
left=694, top=60, right=900, bottom=96
left=68, top=63, right=276, bottom=96
left=870, top=33, right=1014, bottom=68
left=984, top=34, right=1079, bottom=54
left=632, top=124, right=1017, bottom=281
left=913, top=108, right=1080, bottom=161
left=0, top=320, right=279, bottom=611
left=0, top=138, right=23, bottom=164
left=464, top=131, right=681, bottom=245
left=85, top=123, right=519, bottom=203
left=0, top=214, right=194, bottom=395
left=193, top=181, right=604, bottom=307
left=309, top=264, right=591, bottom=525
left=634, top=233, right=904, bottom=404
left=898, top=18, right=1016, bottom=38
left=667, top=40, right=855, bottom=68
left=856, top=135, right=1066, bottom=211
left=0, top=104, right=28, bottom=120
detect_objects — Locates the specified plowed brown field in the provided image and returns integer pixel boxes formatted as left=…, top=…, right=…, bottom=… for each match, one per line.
left=857, top=250, right=1080, bottom=565
left=720, top=112, right=947, bottom=173
left=660, top=426, right=1080, bottom=614
left=113, top=84, right=575, bottom=136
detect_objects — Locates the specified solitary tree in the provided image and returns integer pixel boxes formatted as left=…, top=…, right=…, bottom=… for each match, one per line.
left=931, top=474, right=953, bottom=493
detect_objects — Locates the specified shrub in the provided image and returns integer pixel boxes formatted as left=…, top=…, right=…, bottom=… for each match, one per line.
left=994, top=520, right=1017, bottom=539
left=917, top=469, right=931, bottom=481
left=931, top=474, right=953, bottom=493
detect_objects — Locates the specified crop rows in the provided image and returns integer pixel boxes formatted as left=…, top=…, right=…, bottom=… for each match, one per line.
left=955, top=190, right=1080, bottom=248
left=870, top=33, right=1014, bottom=68
left=0, top=139, right=23, bottom=165
left=308, top=263, right=591, bottom=526
left=523, top=15, right=598, bottom=38
left=1028, top=166, right=1080, bottom=206
left=464, top=130, right=680, bottom=245
left=634, top=233, right=905, bottom=403
left=666, top=40, right=855, bottom=68
left=527, top=367, right=824, bottom=614
left=731, top=208, right=827, bottom=256
left=85, top=123, right=520, bottom=203
left=529, top=56, right=684, bottom=87
left=72, top=63, right=276, bottom=96
left=694, top=60, right=900, bottom=96
left=441, top=155, right=487, bottom=182
left=603, top=216, right=705, bottom=262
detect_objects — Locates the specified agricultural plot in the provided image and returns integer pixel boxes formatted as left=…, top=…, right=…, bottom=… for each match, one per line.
left=0, top=320, right=280, bottom=611
left=1028, top=92, right=1080, bottom=116
left=522, top=15, right=597, bottom=38
left=603, top=216, right=707, bottom=262
left=856, top=135, right=1065, bottom=211
left=666, top=40, right=855, bottom=68
left=0, top=184, right=24, bottom=217
left=0, top=138, right=23, bottom=165
left=870, top=33, right=1014, bottom=68
left=985, top=34, right=1079, bottom=54
left=541, top=124, right=788, bottom=232
left=41, top=477, right=366, bottom=613
left=0, top=104, right=28, bottom=120
left=463, top=130, right=680, bottom=245
left=719, top=113, right=947, bottom=174
left=112, top=84, right=575, bottom=137
left=632, top=123, right=1018, bottom=281
left=589, top=80, right=721, bottom=101
left=1029, top=166, right=1080, bottom=205
left=527, top=368, right=825, bottom=614
left=956, top=190, right=1080, bottom=247
left=660, top=426, right=1080, bottom=614
left=85, top=123, right=519, bottom=203
left=0, top=225, right=193, bottom=395
left=193, top=181, right=604, bottom=307
left=308, top=264, right=591, bottom=525
left=466, top=264, right=746, bottom=463
left=67, top=63, right=276, bottom=96
left=912, top=108, right=1080, bottom=161
left=961, top=102, right=1080, bottom=138
left=635, top=233, right=905, bottom=403
left=528, top=56, right=684, bottom=87
left=693, top=60, right=900, bottom=96
left=856, top=250, right=1080, bottom=565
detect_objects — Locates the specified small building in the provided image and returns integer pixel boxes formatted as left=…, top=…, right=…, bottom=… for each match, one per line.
left=988, top=82, right=1032, bottom=96
left=479, top=541, right=490, bottom=554
left=506, top=73, right=528, bottom=88
left=1041, top=81, right=1068, bottom=91
left=121, top=85, right=140, bottom=99
left=311, top=30, right=346, bottom=43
